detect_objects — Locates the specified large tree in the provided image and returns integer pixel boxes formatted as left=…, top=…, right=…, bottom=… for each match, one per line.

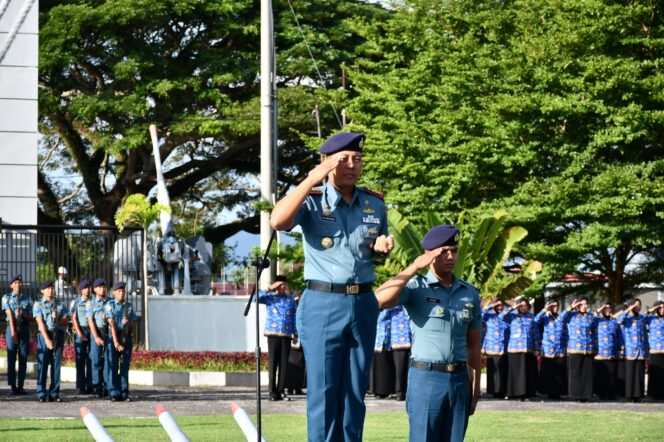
left=38, top=0, right=390, bottom=243
left=350, top=0, right=664, bottom=304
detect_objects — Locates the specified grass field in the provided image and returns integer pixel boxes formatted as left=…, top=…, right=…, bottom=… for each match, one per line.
left=0, top=411, right=663, bottom=441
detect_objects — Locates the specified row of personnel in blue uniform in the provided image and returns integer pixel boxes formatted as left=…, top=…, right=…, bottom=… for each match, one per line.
left=481, top=299, right=664, bottom=359
left=2, top=274, right=138, bottom=402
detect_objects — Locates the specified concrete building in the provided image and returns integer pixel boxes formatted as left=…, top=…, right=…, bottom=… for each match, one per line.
left=0, top=0, right=39, bottom=226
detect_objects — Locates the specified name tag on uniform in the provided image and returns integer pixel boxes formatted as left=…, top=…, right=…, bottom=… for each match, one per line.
left=425, top=297, right=440, bottom=304
left=320, top=216, right=336, bottom=222
left=362, top=215, right=380, bottom=224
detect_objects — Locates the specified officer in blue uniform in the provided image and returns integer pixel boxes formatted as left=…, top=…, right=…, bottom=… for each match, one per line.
left=33, top=279, right=69, bottom=402
left=560, top=297, right=597, bottom=402
left=105, top=281, right=138, bottom=401
left=503, top=297, right=540, bottom=400
left=617, top=298, right=648, bottom=402
left=70, top=279, right=93, bottom=394
left=593, top=303, right=620, bottom=400
left=86, top=278, right=109, bottom=397
left=646, top=301, right=664, bottom=399
left=375, top=224, right=482, bottom=442
left=482, top=298, right=510, bottom=398
left=270, top=132, right=394, bottom=442
left=534, top=300, right=567, bottom=399
left=257, top=275, right=297, bottom=401
left=2, top=274, right=32, bottom=395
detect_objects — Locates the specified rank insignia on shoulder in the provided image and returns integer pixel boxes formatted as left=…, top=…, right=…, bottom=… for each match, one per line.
left=361, top=187, right=384, bottom=200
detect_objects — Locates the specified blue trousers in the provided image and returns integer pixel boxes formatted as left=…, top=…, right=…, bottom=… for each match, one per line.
left=36, top=331, right=64, bottom=399
left=406, top=366, right=471, bottom=442
left=5, top=324, right=29, bottom=389
left=74, top=327, right=93, bottom=391
left=90, top=334, right=107, bottom=394
left=297, top=289, right=379, bottom=442
left=106, top=335, right=132, bottom=398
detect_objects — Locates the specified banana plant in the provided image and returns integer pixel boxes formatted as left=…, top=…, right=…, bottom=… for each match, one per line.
left=383, top=208, right=539, bottom=300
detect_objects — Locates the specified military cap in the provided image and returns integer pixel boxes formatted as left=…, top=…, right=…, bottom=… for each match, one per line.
left=9, top=274, right=22, bottom=284
left=93, top=278, right=106, bottom=288
left=652, top=300, right=664, bottom=308
left=421, top=224, right=460, bottom=250
left=112, top=281, right=126, bottom=291
left=39, top=279, right=54, bottom=290
left=274, top=275, right=288, bottom=283
left=319, top=132, right=365, bottom=154
left=79, top=279, right=91, bottom=290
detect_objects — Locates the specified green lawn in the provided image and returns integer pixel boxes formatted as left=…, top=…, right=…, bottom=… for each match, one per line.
left=0, top=411, right=663, bottom=441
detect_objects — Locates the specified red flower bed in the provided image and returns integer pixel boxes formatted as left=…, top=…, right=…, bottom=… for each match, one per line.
left=1, top=334, right=267, bottom=371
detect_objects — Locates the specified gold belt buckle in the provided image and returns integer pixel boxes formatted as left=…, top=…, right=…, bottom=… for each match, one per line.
left=445, top=363, right=456, bottom=372
left=346, top=284, right=360, bottom=295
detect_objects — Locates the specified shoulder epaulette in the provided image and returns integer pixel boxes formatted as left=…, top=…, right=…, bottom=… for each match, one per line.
left=360, top=187, right=384, bottom=200
left=458, top=279, right=479, bottom=292
left=309, top=187, right=323, bottom=195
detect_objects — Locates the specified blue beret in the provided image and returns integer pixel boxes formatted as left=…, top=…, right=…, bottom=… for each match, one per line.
left=39, top=279, right=54, bottom=290
left=9, top=274, right=22, bottom=284
left=93, top=278, right=106, bottom=288
left=421, top=224, right=460, bottom=250
left=319, top=132, right=365, bottom=154
left=79, top=279, right=91, bottom=290
left=112, top=281, right=126, bottom=291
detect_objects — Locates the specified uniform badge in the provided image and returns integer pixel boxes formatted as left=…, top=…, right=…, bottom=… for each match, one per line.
left=462, top=309, right=470, bottom=319
left=367, top=227, right=378, bottom=235
left=321, top=215, right=336, bottom=222
left=322, top=210, right=333, bottom=216
left=425, top=297, right=440, bottom=304
left=363, top=200, right=375, bottom=214
left=465, top=303, right=474, bottom=308
left=362, top=215, right=380, bottom=224
left=435, top=306, right=444, bottom=315
left=321, top=237, right=334, bottom=248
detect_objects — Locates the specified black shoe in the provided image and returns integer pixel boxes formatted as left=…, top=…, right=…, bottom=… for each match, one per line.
left=295, top=389, right=304, bottom=395
left=51, top=396, right=63, bottom=403
left=96, top=393, right=104, bottom=398
left=110, top=396, right=122, bottom=402
left=123, top=396, right=132, bottom=402
left=395, top=393, right=406, bottom=401
left=10, top=388, right=19, bottom=395
left=38, top=397, right=47, bottom=403
left=78, top=389, right=87, bottom=395
left=269, top=395, right=282, bottom=401
left=16, top=387, right=27, bottom=395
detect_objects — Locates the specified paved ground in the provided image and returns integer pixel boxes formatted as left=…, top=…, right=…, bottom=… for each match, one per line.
left=2, top=374, right=664, bottom=419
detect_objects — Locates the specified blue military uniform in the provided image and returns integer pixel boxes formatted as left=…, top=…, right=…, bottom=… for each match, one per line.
left=33, top=283, right=68, bottom=401
left=257, top=288, right=297, bottom=400
left=86, top=279, right=110, bottom=396
left=70, top=279, right=93, bottom=393
left=502, top=310, right=540, bottom=353
left=2, top=278, right=32, bottom=394
left=646, top=313, right=664, bottom=355
left=595, top=316, right=621, bottom=360
left=560, top=309, right=597, bottom=401
left=104, top=290, right=138, bottom=400
left=399, top=271, right=481, bottom=442
left=294, top=162, right=387, bottom=441
left=502, top=308, right=540, bottom=399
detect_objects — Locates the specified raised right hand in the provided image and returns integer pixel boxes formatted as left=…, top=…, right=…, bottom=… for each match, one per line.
left=412, top=248, right=443, bottom=270
left=306, top=155, right=342, bottom=185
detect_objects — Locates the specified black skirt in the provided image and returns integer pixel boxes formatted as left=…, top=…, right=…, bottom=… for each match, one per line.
left=507, top=352, right=537, bottom=398
left=593, top=359, right=618, bottom=400
left=393, top=349, right=410, bottom=396
left=616, top=358, right=626, bottom=397
left=648, top=354, right=664, bottom=400
left=625, top=359, right=645, bottom=399
left=285, top=346, right=306, bottom=391
left=486, top=354, right=508, bottom=396
left=371, top=350, right=395, bottom=397
left=538, top=357, right=566, bottom=398
left=568, top=354, right=593, bottom=400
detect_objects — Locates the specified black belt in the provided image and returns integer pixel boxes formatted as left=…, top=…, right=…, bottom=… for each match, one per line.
left=307, top=280, right=373, bottom=295
left=410, top=360, right=467, bottom=373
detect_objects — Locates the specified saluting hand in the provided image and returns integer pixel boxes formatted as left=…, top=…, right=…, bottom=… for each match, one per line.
left=306, top=155, right=342, bottom=185
left=412, top=248, right=443, bottom=271
left=373, top=234, right=394, bottom=254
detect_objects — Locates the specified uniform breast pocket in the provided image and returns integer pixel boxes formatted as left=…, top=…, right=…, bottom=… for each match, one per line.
left=312, top=223, right=342, bottom=251
left=454, top=311, right=472, bottom=336
left=423, top=307, right=446, bottom=332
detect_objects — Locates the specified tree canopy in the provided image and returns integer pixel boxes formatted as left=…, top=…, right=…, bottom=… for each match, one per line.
left=38, top=0, right=390, bottom=243
left=350, top=0, right=664, bottom=303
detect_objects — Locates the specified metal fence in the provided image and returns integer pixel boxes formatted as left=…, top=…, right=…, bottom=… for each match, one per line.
left=0, top=223, right=144, bottom=321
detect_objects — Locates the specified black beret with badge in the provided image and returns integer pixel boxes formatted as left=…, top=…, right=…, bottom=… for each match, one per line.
left=112, top=281, right=126, bottom=291
left=319, top=132, right=365, bottom=155
left=39, top=279, right=54, bottom=290
left=79, top=279, right=91, bottom=290
left=93, top=278, right=106, bottom=288
left=9, top=274, right=22, bottom=284
left=421, top=224, right=460, bottom=251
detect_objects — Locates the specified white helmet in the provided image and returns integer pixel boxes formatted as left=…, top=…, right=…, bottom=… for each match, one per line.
left=57, top=266, right=68, bottom=275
